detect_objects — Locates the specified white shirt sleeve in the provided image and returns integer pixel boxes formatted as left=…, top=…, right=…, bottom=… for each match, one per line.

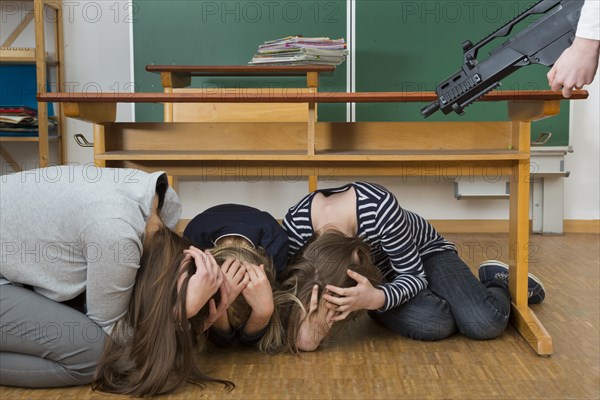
left=576, top=0, right=600, bottom=41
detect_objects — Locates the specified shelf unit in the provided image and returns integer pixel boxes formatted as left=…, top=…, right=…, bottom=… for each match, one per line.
left=0, top=0, right=65, bottom=171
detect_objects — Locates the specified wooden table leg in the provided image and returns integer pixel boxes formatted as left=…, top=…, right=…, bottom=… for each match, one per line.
left=307, top=101, right=317, bottom=192
left=307, top=73, right=319, bottom=192
left=93, top=124, right=106, bottom=168
left=160, top=72, right=191, bottom=123
left=509, top=119, right=553, bottom=356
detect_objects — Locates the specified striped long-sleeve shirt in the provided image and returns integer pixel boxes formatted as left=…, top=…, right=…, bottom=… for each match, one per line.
left=282, top=181, right=456, bottom=311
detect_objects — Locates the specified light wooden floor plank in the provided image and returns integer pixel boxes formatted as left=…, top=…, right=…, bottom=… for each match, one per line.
left=1, top=233, right=598, bottom=399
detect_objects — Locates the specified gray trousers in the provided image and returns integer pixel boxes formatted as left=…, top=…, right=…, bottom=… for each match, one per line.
left=0, top=284, right=107, bottom=387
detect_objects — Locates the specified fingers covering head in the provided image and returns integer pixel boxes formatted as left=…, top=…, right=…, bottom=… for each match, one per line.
left=279, top=231, right=382, bottom=352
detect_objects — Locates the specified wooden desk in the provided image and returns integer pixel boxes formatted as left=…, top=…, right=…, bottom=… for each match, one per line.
left=146, top=65, right=334, bottom=190
left=39, top=88, right=588, bottom=357
left=146, top=64, right=334, bottom=123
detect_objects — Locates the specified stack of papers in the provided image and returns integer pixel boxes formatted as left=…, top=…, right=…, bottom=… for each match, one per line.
left=0, top=105, right=57, bottom=136
left=249, top=36, right=348, bottom=66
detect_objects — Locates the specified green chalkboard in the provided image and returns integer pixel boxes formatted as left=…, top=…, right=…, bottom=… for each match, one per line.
left=355, top=0, right=569, bottom=145
left=132, top=0, right=569, bottom=145
left=132, top=0, right=347, bottom=122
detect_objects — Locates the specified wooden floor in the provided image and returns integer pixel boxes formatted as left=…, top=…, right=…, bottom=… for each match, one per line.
left=2, top=233, right=598, bottom=399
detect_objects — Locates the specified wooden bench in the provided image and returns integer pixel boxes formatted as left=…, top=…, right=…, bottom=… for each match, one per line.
left=39, top=86, right=588, bottom=357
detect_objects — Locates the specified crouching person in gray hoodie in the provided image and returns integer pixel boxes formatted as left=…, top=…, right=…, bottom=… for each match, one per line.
left=0, top=166, right=233, bottom=396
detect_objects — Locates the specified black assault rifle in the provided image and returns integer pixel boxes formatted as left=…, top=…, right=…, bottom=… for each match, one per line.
left=421, top=0, right=584, bottom=118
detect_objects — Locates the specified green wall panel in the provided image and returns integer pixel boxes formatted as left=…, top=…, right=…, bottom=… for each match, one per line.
left=132, top=0, right=347, bottom=122
left=355, top=0, right=569, bottom=145
left=132, top=0, right=569, bottom=145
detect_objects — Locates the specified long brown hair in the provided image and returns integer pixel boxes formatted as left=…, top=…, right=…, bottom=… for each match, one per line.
left=92, top=224, right=234, bottom=396
left=209, top=242, right=301, bottom=354
left=279, top=231, right=381, bottom=353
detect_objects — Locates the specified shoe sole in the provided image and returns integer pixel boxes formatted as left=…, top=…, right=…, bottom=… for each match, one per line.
left=478, top=260, right=546, bottom=294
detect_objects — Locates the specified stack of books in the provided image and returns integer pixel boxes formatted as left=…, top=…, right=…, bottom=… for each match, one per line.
left=249, top=36, right=348, bottom=66
left=0, top=105, right=57, bottom=137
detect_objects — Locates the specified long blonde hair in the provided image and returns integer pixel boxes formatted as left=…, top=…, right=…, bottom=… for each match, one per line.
left=279, top=231, right=382, bottom=353
left=209, top=242, right=301, bottom=354
left=92, top=224, right=234, bottom=396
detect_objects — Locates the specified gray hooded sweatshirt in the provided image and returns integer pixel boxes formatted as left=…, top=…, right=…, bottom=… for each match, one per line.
left=0, top=166, right=182, bottom=333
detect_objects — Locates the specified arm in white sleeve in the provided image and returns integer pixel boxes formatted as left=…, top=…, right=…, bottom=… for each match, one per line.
left=577, top=0, right=600, bottom=41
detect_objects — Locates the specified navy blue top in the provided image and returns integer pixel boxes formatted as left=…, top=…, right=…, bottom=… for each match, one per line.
left=184, top=204, right=289, bottom=273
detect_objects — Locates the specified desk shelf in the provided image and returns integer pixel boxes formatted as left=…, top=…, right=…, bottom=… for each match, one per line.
left=95, top=149, right=528, bottom=162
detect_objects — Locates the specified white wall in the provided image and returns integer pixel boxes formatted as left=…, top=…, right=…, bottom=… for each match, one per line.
left=3, top=1, right=598, bottom=221
left=566, top=69, right=600, bottom=220
left=61, top=1, right=136, bottom=166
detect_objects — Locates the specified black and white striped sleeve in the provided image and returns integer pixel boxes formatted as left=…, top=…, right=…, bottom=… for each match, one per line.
left=375, top=192, right=428, bottom=311
left=282, top=198, right=313, bottom=260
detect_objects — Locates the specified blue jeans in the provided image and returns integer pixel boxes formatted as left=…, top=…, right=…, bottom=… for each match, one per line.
left=0, top=284, right=107, bottom=387
left=369, top=250, right=510, bottom=341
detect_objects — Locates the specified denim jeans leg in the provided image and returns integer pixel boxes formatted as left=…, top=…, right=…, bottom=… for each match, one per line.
left=369, top=289, right=457, bottom=341
left=423, top=250, right=511, bottom=340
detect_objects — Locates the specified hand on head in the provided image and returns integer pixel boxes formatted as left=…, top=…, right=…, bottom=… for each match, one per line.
left=216, top=258, right=274, bottom=316
left=294, top=269, right=385, bottom=351
left=220, top=257, right=249, bottom=305
left=202, top=281, right=230, bottom=332
left=178, top=246, right=229, bottom=327
left=241, top=262, right=274, bottom=316
left=196, top=250, right=277, bottom=335
left=295, top=284, right=340, bottom=352
left=323, top=269, right=386, bottom=322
